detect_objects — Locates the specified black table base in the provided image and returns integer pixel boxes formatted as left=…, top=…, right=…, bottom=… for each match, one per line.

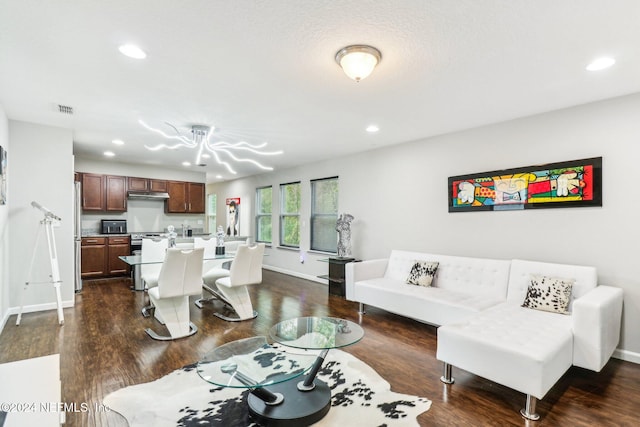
left=247, top=377, right=331, bottom=427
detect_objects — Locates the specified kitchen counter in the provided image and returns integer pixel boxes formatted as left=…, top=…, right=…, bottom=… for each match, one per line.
left=81, top=233, right=130, bottom=238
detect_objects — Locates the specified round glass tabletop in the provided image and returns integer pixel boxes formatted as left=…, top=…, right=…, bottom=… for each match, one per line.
left=196, top=336, right=318, bottom=389
left=269, top=317, right=364, bottom=350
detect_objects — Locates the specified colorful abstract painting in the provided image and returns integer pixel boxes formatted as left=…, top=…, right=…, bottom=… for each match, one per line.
left=448, top=157, right=602, bottom=212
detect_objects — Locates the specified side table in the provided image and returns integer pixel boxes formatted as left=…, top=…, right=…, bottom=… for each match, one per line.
left=317, top=257, right=357, bottom=297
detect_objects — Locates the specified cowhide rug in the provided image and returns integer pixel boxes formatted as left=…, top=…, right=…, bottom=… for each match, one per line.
left=104, top=348, right=431, bottom=426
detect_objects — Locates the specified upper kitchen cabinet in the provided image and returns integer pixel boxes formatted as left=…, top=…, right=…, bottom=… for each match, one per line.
left=187, top=182, right=205, bottom=213
left=166, top=181, right=205, bottom=213
left=81, top=173, right=105, bottom=211
left=105, top=175, right=127, bottom=211
left=150, top=179, right=168, bottom=192
left=128, top=177, right=168, bottom=192
left=80, top=173, right=127, bottom=212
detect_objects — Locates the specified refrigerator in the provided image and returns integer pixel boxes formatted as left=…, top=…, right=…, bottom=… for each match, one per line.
left=74, top=181, right=82, bottom=292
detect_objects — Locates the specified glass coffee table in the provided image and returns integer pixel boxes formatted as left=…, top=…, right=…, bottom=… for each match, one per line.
left=196, top=317, right=364, bottom=426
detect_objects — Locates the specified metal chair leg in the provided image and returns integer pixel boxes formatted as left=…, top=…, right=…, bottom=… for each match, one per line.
left=141, top=304, right=154, bottom=317
left=145, top=322, right=198, bottom=341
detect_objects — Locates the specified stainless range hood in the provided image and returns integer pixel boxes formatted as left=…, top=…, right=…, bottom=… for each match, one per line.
left=127, top=191, right=170, bottom=200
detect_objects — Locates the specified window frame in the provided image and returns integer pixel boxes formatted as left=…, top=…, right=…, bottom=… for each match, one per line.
left=279, top=181, right=301, bottom=248
left=310, top=176, right=339, bottom=253
left=255, top=185, right=273, bottom=244
left=206, top=193, right=217, bottom=233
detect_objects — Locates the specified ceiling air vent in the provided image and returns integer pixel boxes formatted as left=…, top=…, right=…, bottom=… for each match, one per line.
left=57, top=104, right=74, bottom=115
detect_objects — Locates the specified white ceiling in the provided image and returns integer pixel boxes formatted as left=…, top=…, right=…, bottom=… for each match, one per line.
left=1, top=1, right=639, bottom=182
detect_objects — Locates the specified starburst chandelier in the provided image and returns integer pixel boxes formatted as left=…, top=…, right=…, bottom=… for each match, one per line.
left=139, top=120, right=282, bottom=174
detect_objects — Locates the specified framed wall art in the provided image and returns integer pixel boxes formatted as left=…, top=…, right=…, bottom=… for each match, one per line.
left=448, top=157, right=602, bottom=212
left=225, top=197, right=240, bottom=236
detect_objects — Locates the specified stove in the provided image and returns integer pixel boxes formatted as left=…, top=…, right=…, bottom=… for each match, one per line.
left=130, top=232, right=165, bottom=252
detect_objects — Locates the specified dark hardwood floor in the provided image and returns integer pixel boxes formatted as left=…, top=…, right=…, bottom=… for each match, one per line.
left=1, top=270, right=638, bottom=426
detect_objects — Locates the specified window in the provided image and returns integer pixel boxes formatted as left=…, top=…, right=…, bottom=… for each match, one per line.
left=207, top=193, right=217, bottom=232
left=255, top=186, right=272, bottom=243
left=279, top=182, right=300, bottom=247
left=311, top=177, right=339, bottom=252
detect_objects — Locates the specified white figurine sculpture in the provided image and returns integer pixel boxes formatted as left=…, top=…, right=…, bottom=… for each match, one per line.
left=167, top=225, right=177, bottom=248
left=216, top=225, right=225, bottom=246
left=336, top=213, right=354, bottom=258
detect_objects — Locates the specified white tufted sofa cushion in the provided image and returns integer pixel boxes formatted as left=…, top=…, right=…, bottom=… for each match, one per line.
left=506, top=259, right=597, bottom=310
left=437, top=303, right=573, bottom=399
left=385, top=251, right=511, bottom=300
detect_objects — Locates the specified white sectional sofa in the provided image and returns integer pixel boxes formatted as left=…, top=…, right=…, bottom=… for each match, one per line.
left=345, top=250, right=624, bottom=420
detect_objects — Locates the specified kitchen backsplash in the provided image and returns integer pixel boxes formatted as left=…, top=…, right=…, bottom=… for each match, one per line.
left=81, top=198, right=207, bottom=234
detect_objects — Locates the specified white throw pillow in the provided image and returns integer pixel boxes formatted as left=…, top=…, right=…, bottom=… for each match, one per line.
left=406, top=261, right=439, bottom=287
left=522, top=274, right=574, bottom=314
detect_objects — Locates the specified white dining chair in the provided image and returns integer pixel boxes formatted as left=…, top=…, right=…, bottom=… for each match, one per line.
left=140, top=237, right=168, bottom=317
left=145, top=247, right=204, bottom=340
left=212, top=243, right=265, bottom=321
left=194, top=236, right=231, bottom=308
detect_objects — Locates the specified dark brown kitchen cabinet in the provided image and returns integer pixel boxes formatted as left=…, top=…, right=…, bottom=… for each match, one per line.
left=128, top=177, right=168, bottom=192
left=80, top=173, right=127, bottom=212
left=81, top=237, right=107, bottom=278
left=81, top=173, right=105, bottom=211
left=150, top=179, right=168, bottom=192
left=187, top=182, right=205, bottom=213
left=166, top=181, right=187, bottom=213
left=81, top=236, right=130, bottom=278
left=106, top=175, right=127, bottom=211
left=107, top=236, right=130, bottom=276
left=166, top=181, right=205, bottom=213
left=128, top=177, right=148, bottom=192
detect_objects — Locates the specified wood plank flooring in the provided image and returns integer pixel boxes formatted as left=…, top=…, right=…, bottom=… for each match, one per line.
left=1, top=270, right=638, bottom=426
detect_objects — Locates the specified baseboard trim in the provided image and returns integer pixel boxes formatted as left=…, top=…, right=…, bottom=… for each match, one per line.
left=613, top=348, right=640, bottom=364
left=262, top=264, right=327, bottom=285
left=7, top=300, right=75, bottom=316
left=0, top=309, right=10, bottom=335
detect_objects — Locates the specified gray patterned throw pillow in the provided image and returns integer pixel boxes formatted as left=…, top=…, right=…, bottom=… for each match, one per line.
left=406, top=261, right=439, bottom=287
left=522, top=274, right=574, bottom=314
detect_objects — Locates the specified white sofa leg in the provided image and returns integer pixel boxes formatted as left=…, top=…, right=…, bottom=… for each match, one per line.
left=440, top=362, right=454, bottom=384
left=358, top=302, right=366, bottom=314
left=520, top=394, right=540, bottom=421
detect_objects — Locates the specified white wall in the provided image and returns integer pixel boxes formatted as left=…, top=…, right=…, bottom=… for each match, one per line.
left=0, top=105, right=10, bottom=330
left=8, top=120, right=74, bottom=315
left=209, top=93, right=640, bottom=359
left=75, top=157, right=207, bottom=233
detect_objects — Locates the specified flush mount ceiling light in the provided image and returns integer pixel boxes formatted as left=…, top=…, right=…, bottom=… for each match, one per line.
left=118, top=44, right=146, bottom=59
left=586, top=57, right=616, bottom=71
left=335, top=45, right=382, bottom=82
left=139, top=120, right=283, bottom=174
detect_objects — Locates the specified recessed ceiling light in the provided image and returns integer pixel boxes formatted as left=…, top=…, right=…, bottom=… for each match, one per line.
left=216, top=175, right=222, bottom=179
left=119, top=44, right=147, bottom=59
left=586, top=57, right=615, bottom=71
left=103, top=151, right=115, bottom=157
left=366, top=125, right=380, bottom=133
left=201, top=153, right=211, bottom=159
left=182, top=161, right=191, bottom=167
left=112, top=139, right=125, bottom=145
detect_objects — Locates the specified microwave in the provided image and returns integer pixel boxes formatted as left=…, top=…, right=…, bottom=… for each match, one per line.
left=101, top=220, right=127, bottom=235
